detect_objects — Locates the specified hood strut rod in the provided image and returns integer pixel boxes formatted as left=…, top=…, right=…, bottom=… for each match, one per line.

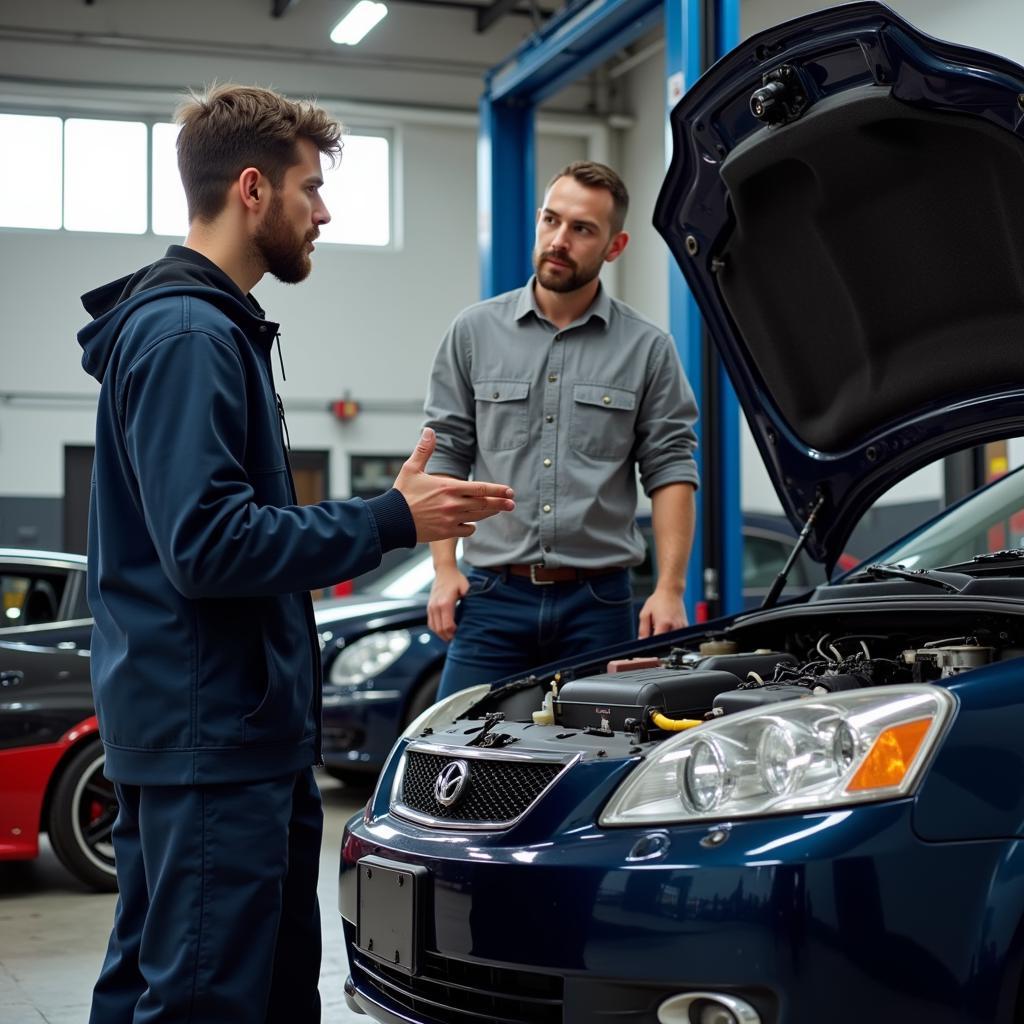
left=761, top=494, right=826, bottom=610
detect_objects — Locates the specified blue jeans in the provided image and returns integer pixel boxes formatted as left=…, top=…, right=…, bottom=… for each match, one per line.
left=436, top=567, right=636, bottom=699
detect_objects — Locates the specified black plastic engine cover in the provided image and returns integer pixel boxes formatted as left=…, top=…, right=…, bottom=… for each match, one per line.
left=698, top=652, right=797, bottom=681
left=557, top=669, right=739, bottom=731
left=713, top=684, right=813, bottom=714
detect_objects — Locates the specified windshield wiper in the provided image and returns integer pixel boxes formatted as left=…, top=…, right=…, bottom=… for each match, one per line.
left=932, top=549, right=1024, bottom=573
left=846, top=563, right=971, bottom=593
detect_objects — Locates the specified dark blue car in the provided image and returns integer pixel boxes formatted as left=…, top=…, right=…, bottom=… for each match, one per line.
left=319, top=515, right=830, bottom=782
left=316, top=560, right=447, bottom=784
left=338, top=6, right=1024, bottom=1022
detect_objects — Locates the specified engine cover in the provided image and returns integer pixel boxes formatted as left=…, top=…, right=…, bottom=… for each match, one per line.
left=556, top=669, right=739, bottom=732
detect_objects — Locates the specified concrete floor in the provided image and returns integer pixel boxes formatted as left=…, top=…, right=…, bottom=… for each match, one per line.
left=0, top=772, right=372, bottom=1023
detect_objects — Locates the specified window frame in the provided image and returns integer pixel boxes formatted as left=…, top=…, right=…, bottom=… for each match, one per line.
left=0, top=105, right=399, bottom=251
left=315, top=122, right=398, bottom=252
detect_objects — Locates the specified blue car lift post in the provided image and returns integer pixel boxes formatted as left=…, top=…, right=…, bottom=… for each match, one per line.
left=478, top=0, right=743, bottom=619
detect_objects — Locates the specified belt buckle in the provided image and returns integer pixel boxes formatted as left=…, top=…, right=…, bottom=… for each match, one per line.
left=529, top=563, right=555, bottom=586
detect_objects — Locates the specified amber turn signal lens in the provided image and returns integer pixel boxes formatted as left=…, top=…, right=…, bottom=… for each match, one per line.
left=845, top=717, right=932, bottom=792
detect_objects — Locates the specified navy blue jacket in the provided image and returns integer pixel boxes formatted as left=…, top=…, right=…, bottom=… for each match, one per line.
left=79, top=246, right=415, bottom=785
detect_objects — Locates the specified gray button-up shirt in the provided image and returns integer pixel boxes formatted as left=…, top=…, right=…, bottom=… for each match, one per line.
left=424, top=278, right=699, bottom=569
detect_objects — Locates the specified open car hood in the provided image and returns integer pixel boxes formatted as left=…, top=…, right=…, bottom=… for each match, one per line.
left=655, top=1, right=1024, bottom=570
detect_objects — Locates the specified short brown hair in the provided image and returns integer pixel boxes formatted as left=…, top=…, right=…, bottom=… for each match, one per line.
left=175, top=83, right=344, bottom=222
left=547, top=160, right=629, bottom=234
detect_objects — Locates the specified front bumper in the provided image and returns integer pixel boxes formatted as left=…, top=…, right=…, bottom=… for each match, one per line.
left=340, top=796, right=1020, bottom=1024
left=321, top=687, right=404, bottom=772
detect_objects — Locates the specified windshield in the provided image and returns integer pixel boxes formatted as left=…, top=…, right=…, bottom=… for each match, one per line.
left=855, top=466, right=1024, bottom=572
left=365, top=540, right=465, bottom=598
left=372, top=551, right=435, bottom=598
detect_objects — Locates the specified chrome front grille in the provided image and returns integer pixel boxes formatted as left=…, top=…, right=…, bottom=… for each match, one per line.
left=392, top=742, right=574, bottom=829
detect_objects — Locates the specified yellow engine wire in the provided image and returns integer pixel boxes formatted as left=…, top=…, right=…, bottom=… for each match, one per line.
left=650, top=710, right=703, bottom=731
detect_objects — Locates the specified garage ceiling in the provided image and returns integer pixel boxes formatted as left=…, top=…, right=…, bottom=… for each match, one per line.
left=267, top=0, right=560, bottom=35
left=0, top=0, right=627, bottom=113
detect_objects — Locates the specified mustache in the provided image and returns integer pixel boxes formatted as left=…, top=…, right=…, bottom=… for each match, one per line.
left=541, top=250, right=575, bottom=270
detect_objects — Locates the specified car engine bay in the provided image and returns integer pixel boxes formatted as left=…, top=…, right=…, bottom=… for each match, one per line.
left=418, top=606, right=1024, bottom=759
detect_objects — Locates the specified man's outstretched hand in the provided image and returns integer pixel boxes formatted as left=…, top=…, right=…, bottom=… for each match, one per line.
left=395, top=428, right=515, bottom=542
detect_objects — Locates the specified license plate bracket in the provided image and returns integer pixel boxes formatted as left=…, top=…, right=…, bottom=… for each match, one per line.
left=355, top=855, right=428, bottom=976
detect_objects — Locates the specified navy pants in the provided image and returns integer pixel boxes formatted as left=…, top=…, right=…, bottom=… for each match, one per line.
left=89, top=767, right=323, bottom=1024
left=436, top=567, right=636, bottom=699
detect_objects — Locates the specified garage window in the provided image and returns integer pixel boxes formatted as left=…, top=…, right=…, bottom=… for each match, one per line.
left=318, top=132, right=391, bottom=247
left=64, top=118, right=148, bottom=234
left=0, top=113, right=63, bottom=229
left=151, top=121, right=188, bottom=237
left=150, top=121, right=392, bottom=246
left=0, top=111, right=393, bottom=247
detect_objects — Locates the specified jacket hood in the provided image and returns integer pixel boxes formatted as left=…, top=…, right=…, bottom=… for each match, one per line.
left=78, top=246, right=272, bottom=383
left=654, top=1, right=1024, bottom=571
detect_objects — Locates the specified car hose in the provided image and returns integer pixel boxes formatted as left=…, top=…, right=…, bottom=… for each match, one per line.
left=650, top=710, right=703, bottom=731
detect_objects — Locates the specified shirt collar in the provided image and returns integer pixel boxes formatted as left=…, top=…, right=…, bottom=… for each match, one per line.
left=515, top=276, right=611, bottom=329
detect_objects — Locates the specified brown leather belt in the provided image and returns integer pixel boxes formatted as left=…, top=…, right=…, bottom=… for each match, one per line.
left=500, top=563, right=624, bottom=585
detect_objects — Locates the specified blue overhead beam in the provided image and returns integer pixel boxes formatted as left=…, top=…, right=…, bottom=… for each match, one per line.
left=489, top=0, right=664, bottom=103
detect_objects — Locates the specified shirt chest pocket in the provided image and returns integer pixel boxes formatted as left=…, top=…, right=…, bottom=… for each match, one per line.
left=474, top=379, right=531, bottom=451
left=570, top=383, right=637, bottom=460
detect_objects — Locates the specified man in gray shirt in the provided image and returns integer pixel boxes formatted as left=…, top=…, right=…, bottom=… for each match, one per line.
left=425, top=161, right=699, bottom=699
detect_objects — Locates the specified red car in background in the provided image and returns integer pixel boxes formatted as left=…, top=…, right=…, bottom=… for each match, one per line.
left=0, top=550, right=114, bottom=891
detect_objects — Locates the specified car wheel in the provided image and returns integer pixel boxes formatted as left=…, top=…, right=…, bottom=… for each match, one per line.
left=402, top=668, right=442, bottom=727
left=48, top=740, right=118, bottom=892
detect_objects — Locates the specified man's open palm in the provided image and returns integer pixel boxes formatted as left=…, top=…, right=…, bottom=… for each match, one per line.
left=395, top=428, right=515, bottom=542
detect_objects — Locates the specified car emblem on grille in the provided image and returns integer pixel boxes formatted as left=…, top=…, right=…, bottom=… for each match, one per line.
left=434, top=759, right=470, bottom=807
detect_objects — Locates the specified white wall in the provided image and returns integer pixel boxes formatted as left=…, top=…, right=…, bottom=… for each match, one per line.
left=744, top=0, right=1024, bottom=61
left=4, top=0, right=1024, bottom=519
left=615, top=36, right=670, bottom=333
left=0, top=0, right=595, bottom=506
left=0, top=115, right=587, bottom=500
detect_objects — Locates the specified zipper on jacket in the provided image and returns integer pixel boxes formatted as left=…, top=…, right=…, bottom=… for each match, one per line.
left=275, top=393, right=292, bottom=451
left=266, top=347, right=324, bottom=767
left=274, top=331, right=287, bottom=381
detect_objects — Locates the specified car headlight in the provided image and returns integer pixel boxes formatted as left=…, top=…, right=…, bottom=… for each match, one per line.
left=599, top=685, right=955, bottom=826
left=329, top=629, right=412, bottom=685
left=398, top=682, right=492, bottom=742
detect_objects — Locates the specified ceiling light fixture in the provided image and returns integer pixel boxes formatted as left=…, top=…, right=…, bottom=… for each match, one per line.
left=330, top=1, right=388, bottom=45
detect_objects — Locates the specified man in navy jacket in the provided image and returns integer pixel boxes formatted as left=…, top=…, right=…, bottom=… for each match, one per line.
left=78, top=84, right=514, bottom=1023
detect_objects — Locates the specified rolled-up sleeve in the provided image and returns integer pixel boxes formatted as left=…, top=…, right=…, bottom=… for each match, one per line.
left=423, top=315, right=475, bottom=479
left=635, top=335, right=700, bottom=496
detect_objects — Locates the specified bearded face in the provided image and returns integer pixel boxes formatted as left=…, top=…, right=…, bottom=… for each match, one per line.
left=253, top=191, right=318, bottom=285
left=532, top=243, right=608, bottom=294
left=532, top=176, right=624, bottom=296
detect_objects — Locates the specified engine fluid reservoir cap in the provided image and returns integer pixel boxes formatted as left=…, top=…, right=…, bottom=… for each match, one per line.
left=699, top=639, right=739, bottom=656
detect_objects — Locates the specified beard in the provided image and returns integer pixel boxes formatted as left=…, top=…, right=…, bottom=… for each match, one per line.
left=533, top=247, right=604, bottom=293
left=253, top=194, right=316, bottom=284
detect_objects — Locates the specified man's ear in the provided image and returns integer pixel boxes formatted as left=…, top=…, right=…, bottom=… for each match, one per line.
left=239, top=167, right=263, bottom=212
left=604, top=230, right=629, bottom=264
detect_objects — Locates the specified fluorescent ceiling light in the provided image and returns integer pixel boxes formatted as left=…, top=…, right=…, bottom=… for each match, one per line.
left=330, top=1, right=388, bottom=45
